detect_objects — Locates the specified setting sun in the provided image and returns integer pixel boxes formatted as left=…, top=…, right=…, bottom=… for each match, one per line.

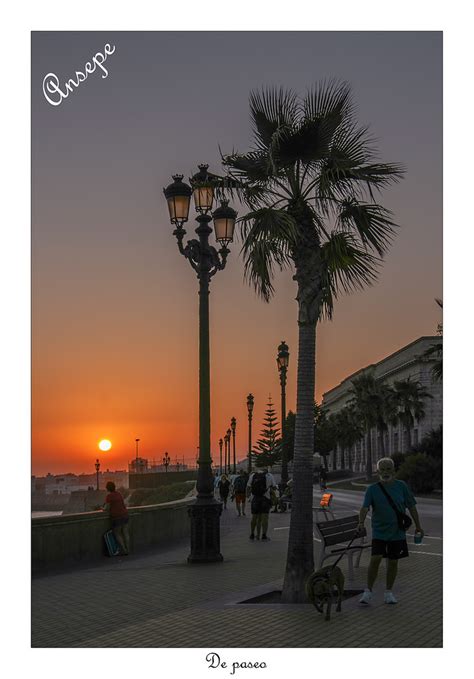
left=98, top=439, right=112, bottom=452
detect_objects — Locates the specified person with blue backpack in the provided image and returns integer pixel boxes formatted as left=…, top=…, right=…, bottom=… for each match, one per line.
left=246, top=466, right=276, bottom=541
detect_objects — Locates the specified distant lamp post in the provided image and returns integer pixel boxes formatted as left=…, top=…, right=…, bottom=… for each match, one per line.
left=177, top=461, right=181, bottom=472
left=163, top=451, right=170, bottom=473
left=247, top=393, right=254, bottom=474
left=277, top=340, right=290, bottom=485
left=230, top=417, right=237, bottom=473
left=219, top=438, right=223, bottom=475
left=95, top=458, right=100, bottom=491
left=135, top=438, right=140, bottom=470
left=223, top=433, right=228, bottom=474
left=226, top=428, right=232, bottom=474
left=164, top=165, right=237, bottom=564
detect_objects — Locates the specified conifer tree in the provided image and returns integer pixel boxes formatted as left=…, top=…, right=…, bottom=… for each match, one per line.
left=253, top=396, right=281, bottom=468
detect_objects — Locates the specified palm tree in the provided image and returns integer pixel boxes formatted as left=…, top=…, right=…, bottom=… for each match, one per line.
left=393, top=378, right=432, bottom=450
left=222, top=82, right=403, bottom=602
left=334, top=405, right=363, bottom=471
left=372, top=381, right=397, bottom=458
left=328, top=412, right=340, bottom=470
left=348, top=372, right=381, bottom=480
left=313, top=403, right=336, bottom=470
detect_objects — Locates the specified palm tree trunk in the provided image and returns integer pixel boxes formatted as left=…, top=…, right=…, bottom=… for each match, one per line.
left=341, top=445, right=346, bottom=471
left=366, top=428, right=373, bottom=481
left=332, top=445, right=337, bottom=471
left=348, top=445, right=353, bottom=471
left=379, top=427, right=386, bottom=457
left=282, top=320, right=316, bottom=603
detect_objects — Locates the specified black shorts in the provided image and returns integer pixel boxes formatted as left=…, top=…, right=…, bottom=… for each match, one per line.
left=251, top=496, right=272, bottom=515
left=371, top=538, right=409, bottom=560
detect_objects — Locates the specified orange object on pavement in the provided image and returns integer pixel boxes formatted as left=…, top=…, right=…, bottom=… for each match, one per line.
left=320, top=493, right=333, bottom=508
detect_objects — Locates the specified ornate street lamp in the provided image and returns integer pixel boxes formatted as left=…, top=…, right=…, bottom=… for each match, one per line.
left=224, top=432, right=229, bottom=474
left=247, top=393, right=254, bottom=474
left=163, top=451, right=170, bottom=473
left=95, top=458, right=100, bottom=491
left=163, top=165, right=237, bottom=563
left=230, top=417, right=237, bottom=473
left=226, top=428, right=232, bottom=474
left=219, top=438, right=223, bottom=475
left=277, top=340, right=290, bottom=485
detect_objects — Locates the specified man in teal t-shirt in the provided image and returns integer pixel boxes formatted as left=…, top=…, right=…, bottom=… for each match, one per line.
left=358, top=457, right=423, bottom=605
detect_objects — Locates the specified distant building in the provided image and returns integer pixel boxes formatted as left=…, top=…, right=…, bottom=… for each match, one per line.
left=32, top=470, right=129, bottom=495
left=44, top=476, right=85, bottom=495
left=321, top=336, right=442, bottom=472
left=129, top=457, right=149, bottom=474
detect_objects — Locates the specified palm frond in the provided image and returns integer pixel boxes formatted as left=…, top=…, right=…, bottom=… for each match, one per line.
left=238, top=208, right=298, bottom=246
left=303, top=79, right=354, bottom=121
left=240, top=209, right=295, bottom=301
left=276, top=116, right=342, bottom=167
left=318, top=232, right=380, bottom=319
left=222, top=150, right=273, bottom=183
left=242, top=238, right=292, bottom=303
left=249, top=88, right=299, bottom=151
left=315, top=123, right=405, bottom=202
left=336, top=199, right=397, bottom=257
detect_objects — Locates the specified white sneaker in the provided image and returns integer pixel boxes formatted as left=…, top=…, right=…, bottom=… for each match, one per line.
left=359, top=589, right=372, bottom=604
left=384, top=590, right=398, bottom=604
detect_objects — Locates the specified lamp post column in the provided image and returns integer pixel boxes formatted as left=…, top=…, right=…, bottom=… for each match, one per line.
left=226, top=428, right=231, bottom=476
left=95, top=459, right=100, bottom=491
left=247, top=393, right=254, bottom=474
left=231, top=417, right=236, bottom=473
left=219, top=438, right=223, bottom=475
left=164, top=168, right=236, bottom=564
left=277, top=341, right=290, bottom=486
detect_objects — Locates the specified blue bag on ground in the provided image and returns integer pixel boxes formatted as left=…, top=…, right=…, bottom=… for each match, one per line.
left=104, top=529, right=120, bottom=556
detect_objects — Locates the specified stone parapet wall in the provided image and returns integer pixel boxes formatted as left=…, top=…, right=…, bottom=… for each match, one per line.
left=32, top=498, right=193, bottom=575
left=129, top=470, right=197, bottom=489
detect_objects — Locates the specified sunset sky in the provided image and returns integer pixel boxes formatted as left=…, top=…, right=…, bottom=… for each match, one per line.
left=32, top=31, right=442, bottom=475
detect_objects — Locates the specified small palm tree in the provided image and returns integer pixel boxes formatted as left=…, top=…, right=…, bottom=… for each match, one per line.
left=333, top=405, right=363, bottom=471
left=393, top=378, right=432, bottom=450
left=372, top=381, right=398, bottom=458
left=348, top=372, right=381, bottom=479
left=223, top=81, right=403, bottom=602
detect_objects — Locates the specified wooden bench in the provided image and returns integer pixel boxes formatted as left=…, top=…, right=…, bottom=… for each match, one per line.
left=313, top=514, right=369, bottom=580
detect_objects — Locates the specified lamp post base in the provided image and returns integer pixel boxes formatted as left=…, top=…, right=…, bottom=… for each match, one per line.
left=187, top=498, right=224, bottom=563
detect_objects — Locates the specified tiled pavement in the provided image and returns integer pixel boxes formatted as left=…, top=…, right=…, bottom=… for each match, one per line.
left=32, top=503, right=442, bottom=648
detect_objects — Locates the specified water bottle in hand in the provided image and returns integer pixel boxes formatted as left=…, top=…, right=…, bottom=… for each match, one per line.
left=414, top=530, right=423, bottom=545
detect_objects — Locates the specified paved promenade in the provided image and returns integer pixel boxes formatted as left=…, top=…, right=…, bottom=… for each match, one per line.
left=31, top=489, right=442, bottom=648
